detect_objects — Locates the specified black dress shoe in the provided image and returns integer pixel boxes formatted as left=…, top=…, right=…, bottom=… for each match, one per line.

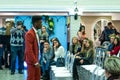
left=5, top=65, right=9, bottom=68
left=18, top=71, right=23, bottom=74
left=0, top=67, right=3, bottom=70
left=11, top=72, right=15, bottom=75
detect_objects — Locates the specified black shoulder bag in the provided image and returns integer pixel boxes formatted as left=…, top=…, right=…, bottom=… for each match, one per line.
left=56, top=57, right=65, bottom=67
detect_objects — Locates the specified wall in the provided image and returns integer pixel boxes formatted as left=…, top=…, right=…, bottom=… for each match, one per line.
left=0, top=19, right=2, bottom=27
left=70, top=16, right=80, bottom=44
left=15, top=16, right=67, bottom=50
left=112, top=20, right=120, bottom=32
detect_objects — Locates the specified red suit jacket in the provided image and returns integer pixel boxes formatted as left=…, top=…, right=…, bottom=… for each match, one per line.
left=24, top=28, right=39, bottom=65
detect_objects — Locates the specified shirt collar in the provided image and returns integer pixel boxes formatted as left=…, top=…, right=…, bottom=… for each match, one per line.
left=32, top=27, right=37, bottom=33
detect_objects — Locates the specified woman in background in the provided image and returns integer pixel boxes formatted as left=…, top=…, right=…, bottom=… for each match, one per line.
left=107, top=37, right=120, bottom=56
left=53, top=38, right=65, bottom=63
left=77, top=24, right=86, bottom=45
left=72, top=39, right=94, bottom=80
left=70, top=37, right=81, bottom=55
left=39, top=26, right=49, bottom=54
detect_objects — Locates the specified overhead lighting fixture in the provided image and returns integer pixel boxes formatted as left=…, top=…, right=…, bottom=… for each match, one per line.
left=74, top=7, right=79, bottom=12
left=74, top=0, right=78, bottom=20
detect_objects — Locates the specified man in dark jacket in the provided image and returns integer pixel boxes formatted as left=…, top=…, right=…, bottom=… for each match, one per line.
left=99, top=22, right=118, bottom=45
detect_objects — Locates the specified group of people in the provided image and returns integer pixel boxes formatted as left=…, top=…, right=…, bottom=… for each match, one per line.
left=0, top=16, right=66, bottom=80
left=97, top=22, right=120, bottom=56
left=70, top=22, right=120, bottom=80
left=24, top=16, right=66, bottom=80
left=70, top=37, right=94, bottom=80
left=0, top=20, right=28, bottom=74
left=0, top=16, right=120, bottom=80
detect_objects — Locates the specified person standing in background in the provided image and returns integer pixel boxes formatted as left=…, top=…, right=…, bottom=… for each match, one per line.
left=24, top=16, right=42, bottom=80
left=99, top=22, right=119, bottom=45
left=10, top=21, right=25, bottom=75
left=0, top=25, right=6, bottom=70
left=4, top=21, right=13, bottom=68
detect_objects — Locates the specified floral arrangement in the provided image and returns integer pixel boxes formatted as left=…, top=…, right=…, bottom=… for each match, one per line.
left=44, top=16, right=54, bottom=34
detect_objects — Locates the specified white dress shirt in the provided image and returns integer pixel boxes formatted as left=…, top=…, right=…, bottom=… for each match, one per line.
left=32, top=27, right=41, bottom=65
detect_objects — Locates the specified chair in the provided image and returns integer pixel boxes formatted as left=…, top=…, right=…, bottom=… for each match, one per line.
left=69, top=53, right=75, bottom=73
left=50, top=52, right=73, bottom=80
left=50, top=66, right=72, bottom=80
left=117, top=50, right=120, bottom=57
left=65, top=51, right=71, bottom=70
left=102, top=41, right=110, bottom=49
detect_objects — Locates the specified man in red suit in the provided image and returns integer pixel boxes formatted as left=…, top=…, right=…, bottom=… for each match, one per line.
left=25, top=16, right=42, bottom=80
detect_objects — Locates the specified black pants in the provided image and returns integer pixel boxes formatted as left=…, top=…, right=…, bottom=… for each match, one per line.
left=72, top=58, right=89, bottom=80
left=4, top=36, right=11, bottom=68
left=72, top=58, right=80, bottom=80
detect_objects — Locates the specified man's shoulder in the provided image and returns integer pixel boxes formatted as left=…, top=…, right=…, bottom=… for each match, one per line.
left=25, top=29, right=35, bottom=37
left=26, top=28, right=34, bottom=34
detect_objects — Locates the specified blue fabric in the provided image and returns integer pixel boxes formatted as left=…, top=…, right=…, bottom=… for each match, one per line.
left=108, top=43, right=114, bottom=51
left=41, top=60, right=50, bottom=75
left=10, top=46, right=24, bottom=72
left=104, top=27, right=117, bottom=41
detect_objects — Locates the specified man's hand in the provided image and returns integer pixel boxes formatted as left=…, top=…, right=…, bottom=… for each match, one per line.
left=35, top=63, right=40, bottom=68
left=80, top=59, right=84, bottom=64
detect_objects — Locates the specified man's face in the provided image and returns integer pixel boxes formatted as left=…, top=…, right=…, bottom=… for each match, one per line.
left=109, top=24, right=113, bottom=28
left=44, top=42, right=49, bottom=49
left=36, top=20, right=42, bottom=29
left=110, top=36, right=115, bottom=43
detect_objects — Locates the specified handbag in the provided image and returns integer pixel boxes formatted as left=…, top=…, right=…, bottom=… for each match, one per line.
left=56, top=57, right=65, bottom=67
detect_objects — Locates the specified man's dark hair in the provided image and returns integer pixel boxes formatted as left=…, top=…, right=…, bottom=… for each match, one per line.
left=32, top=16, right=42, bottom=25
left=108, top=22, right=112, bottom=26
left=17, top=21, right=23, bottom=26
left=53, top=38, right=61, bottom=48
left=44, top=40, right=50, bottom=44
